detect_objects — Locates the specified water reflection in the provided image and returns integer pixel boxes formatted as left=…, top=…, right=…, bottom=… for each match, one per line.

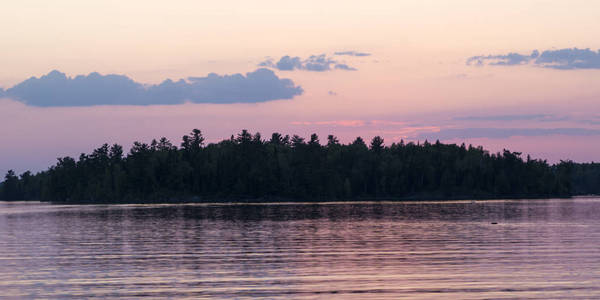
left=1, top=199, right=599, bottom=299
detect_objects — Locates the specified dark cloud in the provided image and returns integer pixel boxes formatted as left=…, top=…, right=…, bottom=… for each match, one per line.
left=2, top=69, right=303, bottom=107
left=334, top=51, right=371, bottom=57
left=535, top=48, right=600, bottom=69
left=467, top=48, right=600, bottom=69
left=417, top=127, right=600, bottom=140
left=259, top=54, right=357, bottom=72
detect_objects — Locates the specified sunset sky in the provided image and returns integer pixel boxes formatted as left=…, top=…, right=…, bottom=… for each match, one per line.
left=2, top=0, right=600, bottom=175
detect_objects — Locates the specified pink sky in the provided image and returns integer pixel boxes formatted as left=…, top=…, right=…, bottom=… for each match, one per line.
left=1, top=1, right=600, bottom=175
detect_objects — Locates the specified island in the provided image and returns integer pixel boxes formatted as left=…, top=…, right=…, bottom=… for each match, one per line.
left=1, top=129, right=598, bottom=203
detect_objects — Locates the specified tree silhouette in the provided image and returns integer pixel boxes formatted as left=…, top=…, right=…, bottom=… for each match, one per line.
left=0, top=129, right=584, bottom=203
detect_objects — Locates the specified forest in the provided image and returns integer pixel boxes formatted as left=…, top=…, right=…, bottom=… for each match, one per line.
left=0, top=129, right=592, bottom=203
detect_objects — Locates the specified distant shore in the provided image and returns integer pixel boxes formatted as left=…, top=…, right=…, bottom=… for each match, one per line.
left=42, top=193, right=578, bottom=205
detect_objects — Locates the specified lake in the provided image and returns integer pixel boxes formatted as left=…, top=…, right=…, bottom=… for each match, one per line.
left=1, top=198, right=600, bottom=299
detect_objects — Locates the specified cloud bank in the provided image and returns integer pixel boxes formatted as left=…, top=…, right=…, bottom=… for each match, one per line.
left=453, top=114, right=568, bottom=122
left=1, top=69, right=303, bottom=107
left=467, top=48, right=600, bottom=69
left=259, top=54, right=357, bottom=71
left=417, top=128, right=600, bottom=140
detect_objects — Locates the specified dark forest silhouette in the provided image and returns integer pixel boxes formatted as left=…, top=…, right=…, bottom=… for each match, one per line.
left=1, top=129, right=594, bottom=203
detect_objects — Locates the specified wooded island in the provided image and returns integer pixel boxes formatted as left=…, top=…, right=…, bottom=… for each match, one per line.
left=1, top=129, right=598, bottom=203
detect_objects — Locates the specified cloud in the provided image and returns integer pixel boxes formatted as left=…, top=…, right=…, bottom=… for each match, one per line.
left=535, top=48, right=600, bottom=69
left=453, top=114, right=567, bottom=122
left=416, top=127, right=600, bottom=140
left=467, top=48, right=600, bottom=69
left=334, top=51, right=371, bottom=57
left=581, top=115, right=600, bottom=125
left=259, top=54, right=358, bottom=72
left=291, top=120, right=366, bottom=127
left=369, top=120, right=407, bottom=126
left=467, top=50, right=539, bottom=66
left=258, top=56, right=303, bottom=71
left=290, top=119, right=416, bottom=129
left=328, top=90, right=337, bottom=96
left=334, top=63, right=357, bottom=71
left=304, top=55, right=335, bottom=71
left=2, top=69, right=303, bottom=107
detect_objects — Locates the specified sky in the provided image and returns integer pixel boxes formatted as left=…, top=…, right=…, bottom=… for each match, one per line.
left=1, top=0, right=600, bottom=175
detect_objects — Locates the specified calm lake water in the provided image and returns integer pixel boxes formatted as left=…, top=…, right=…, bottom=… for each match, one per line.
left=1, top=199, right=600, bottom=299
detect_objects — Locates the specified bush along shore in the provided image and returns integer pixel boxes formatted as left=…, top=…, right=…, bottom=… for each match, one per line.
left=2, top=129, right=592, bottom=203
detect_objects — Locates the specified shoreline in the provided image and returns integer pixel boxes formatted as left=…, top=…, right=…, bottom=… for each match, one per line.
left=11, top=194, right=579, bottom=205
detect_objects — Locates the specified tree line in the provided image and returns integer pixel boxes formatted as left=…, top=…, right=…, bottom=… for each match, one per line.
left=0, top=129, right=585, bottom=203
